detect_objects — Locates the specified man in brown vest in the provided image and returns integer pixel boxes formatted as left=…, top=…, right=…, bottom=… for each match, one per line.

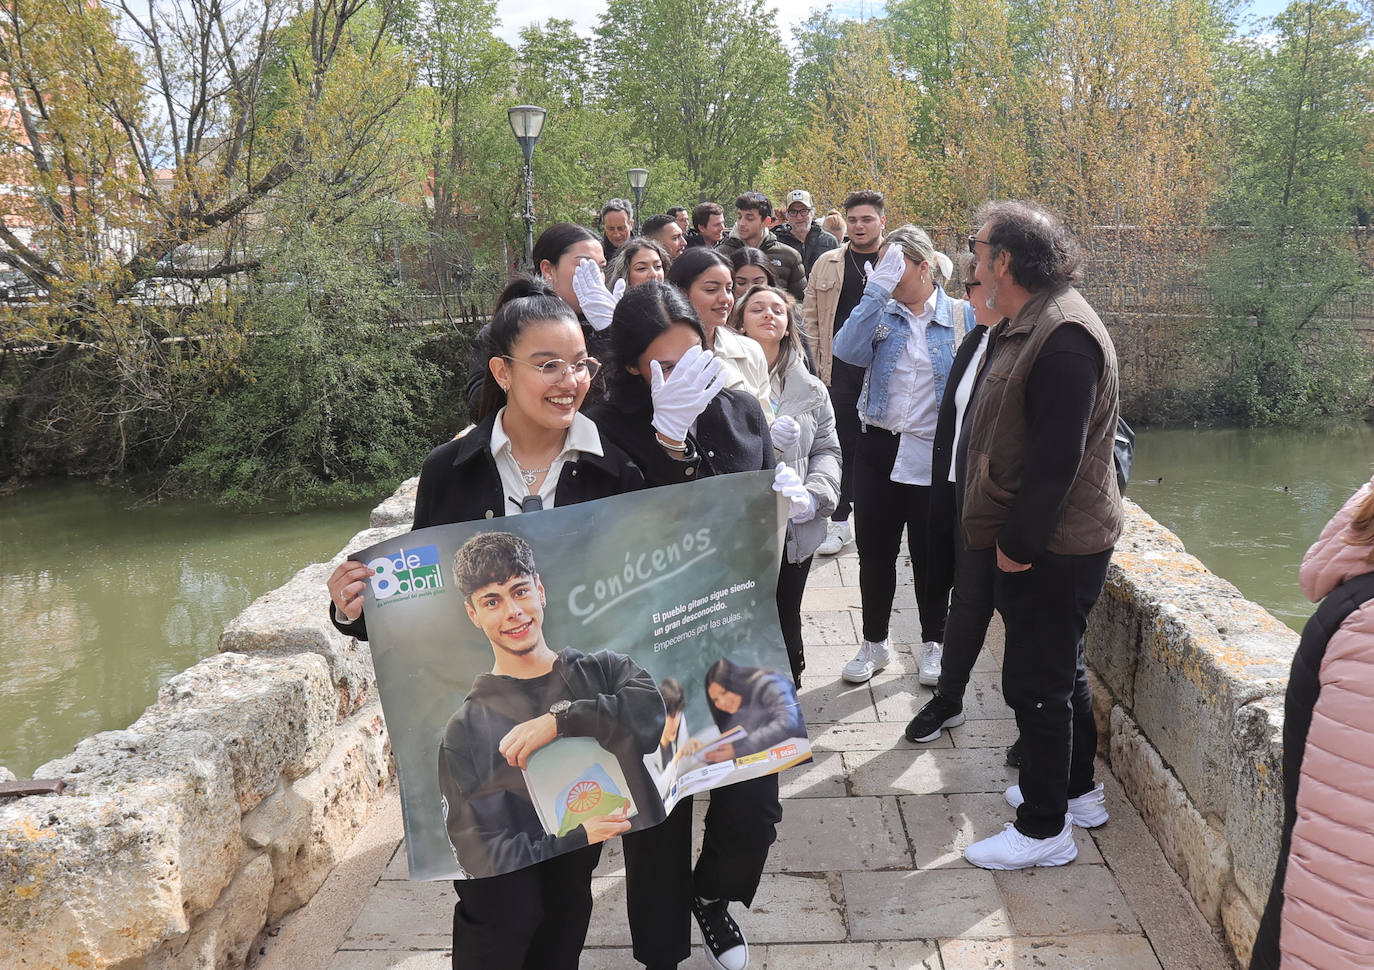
left=958, top=201, right=1122, bottom=870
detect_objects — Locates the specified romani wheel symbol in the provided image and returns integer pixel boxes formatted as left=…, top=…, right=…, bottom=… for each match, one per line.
left=566, top=780, right=603, bottom=813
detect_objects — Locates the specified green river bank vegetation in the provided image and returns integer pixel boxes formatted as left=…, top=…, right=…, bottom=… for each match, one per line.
left=0, top=0, right=1370, bottom=506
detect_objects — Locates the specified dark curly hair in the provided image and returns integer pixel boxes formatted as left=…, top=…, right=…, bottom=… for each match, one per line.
left=974, top=200, right=1083, bottom=291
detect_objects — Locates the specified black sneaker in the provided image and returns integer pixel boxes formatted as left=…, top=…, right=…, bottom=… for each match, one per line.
left=691, top=896, right=748, bottom=970
left=1006, top=737, right=1024, bottom=768
left=904, top=692, right=966, bottom=743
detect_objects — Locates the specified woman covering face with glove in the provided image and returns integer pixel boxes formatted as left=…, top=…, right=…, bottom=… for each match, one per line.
left=728, top=283, right=842, bottom=688
left=583, top=280, right=789, bottom=970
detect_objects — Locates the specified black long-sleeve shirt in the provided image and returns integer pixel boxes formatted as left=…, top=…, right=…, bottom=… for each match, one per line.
left=996, top=324, right=1104, bottom=564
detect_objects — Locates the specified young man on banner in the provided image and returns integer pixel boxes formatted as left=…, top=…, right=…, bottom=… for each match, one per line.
left=437, top=532, right=666, bottom=885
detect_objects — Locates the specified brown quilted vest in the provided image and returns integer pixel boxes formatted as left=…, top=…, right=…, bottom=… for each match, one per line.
left=961, top=285, right=1122, bottom=555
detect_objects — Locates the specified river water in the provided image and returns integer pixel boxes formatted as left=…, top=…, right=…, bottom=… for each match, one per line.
left=0, top=482, right=374, bottom=778
left=2, top=423, right=1371, bottom=779
left=1128, top=422, right=1374, bottom=631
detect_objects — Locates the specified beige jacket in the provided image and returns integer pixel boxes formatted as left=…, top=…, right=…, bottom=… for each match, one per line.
left=801, top=245, right=846, bottom=385
left=711, top=326, right=772, bottom=421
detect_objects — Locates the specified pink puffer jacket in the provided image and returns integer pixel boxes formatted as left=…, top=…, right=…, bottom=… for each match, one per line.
left=1281, top=475, right=1374, bottom=970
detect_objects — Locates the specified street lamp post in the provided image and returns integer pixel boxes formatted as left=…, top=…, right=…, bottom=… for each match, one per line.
left=508, top=105, right=547, bottom=269
left=627, top=168, right=649, bottom=229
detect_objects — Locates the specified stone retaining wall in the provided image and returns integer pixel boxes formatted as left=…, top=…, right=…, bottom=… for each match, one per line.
left=1086, top=500, right=1297, bottom=967
left=0, top=523, right=407, bottom=970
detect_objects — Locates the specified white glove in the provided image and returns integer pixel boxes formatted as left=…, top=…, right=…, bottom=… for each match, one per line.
left=770, top=414, right=801, bottom=453
left=867, top=244, right=907, bottom=292
left=772, top=463, right=816, bottom=523
left=572, top=259, right=623, bottom=332
left=650, top=345, right=726, bottom=442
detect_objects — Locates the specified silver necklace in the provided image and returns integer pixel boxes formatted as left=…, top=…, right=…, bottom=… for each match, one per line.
left=517, top=463, right=551, bottom=487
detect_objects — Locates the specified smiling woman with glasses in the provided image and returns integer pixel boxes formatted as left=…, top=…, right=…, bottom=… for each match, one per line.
left=325, top=273, right=647, bottom=970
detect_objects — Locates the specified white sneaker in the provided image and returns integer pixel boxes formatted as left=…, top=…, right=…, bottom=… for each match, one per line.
left=1005, top=781, right=1109, bottom=828
left=841, top=639, right=890, bottom=683
left=917, top=641, right=942, bottom=686
left=964, top=816, right=1077, bottom=870
left=816, top=520, right=852, bottom=556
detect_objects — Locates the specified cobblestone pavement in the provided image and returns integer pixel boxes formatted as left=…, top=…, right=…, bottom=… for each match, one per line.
left=272, top=547, right=1236, bottom=970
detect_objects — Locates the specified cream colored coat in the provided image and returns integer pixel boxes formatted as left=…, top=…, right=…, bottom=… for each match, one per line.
left=1282, top=475, right=1374, bottom=969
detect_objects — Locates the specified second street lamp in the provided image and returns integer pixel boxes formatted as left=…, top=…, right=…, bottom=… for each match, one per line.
left=508, top=105, right=547, bottom=269
left=627, top=168, right=649, bottom=228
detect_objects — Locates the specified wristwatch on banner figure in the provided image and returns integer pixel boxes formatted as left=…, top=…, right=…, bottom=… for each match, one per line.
left=549, top=699, right=572, bottom=736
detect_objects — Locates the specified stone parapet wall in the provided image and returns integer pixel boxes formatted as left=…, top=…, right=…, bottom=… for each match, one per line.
left=0, top=522, right=406, bottom=970
left=1086, top=500, right=1297, bottom=966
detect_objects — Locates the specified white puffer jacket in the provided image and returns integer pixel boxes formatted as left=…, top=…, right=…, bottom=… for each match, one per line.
left=771, top=355, right=841, bottom=563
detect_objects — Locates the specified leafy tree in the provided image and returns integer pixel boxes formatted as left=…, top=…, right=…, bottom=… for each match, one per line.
left=764, top=23, right=938, bottom=223
left=394, top=0, right=516, bottom=294
left=1204, top=0, right=1374, bottom=421
left=594, top=0, right=793, bottom=201
left=0, top=0, right=428, bottom=483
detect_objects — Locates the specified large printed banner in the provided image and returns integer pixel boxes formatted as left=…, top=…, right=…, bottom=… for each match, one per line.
left=356, top=470, right=811, bottom=881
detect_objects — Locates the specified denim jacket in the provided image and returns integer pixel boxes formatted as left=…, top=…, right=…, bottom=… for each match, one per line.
left=832, top=281, right=966, bottom=429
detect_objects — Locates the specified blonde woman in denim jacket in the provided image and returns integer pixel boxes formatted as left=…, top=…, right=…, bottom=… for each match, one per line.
left=831, top=225, right=965, bottom=687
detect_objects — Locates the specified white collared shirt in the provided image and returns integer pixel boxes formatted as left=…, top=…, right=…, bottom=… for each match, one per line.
left=711, top=327, right=774, bottom=421
left=887, top=291, right=940, bottom=486
left=490, top=408, right=604, bottom=513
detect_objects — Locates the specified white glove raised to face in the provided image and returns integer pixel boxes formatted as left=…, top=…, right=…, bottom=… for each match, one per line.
left=866, top=243, right=907, bottom=292
left=572, top=258, right=624, bottom=332
left=772, top=462, right=816, bottom=523
left=649, top=345, right=726, bottom=442
left=770, top=414, right=801, bottom=453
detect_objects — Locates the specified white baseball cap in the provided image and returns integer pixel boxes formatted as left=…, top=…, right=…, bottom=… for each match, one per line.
left=785, top=190, right=814, bottom=210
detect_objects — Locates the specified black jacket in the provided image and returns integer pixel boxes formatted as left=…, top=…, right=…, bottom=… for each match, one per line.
left=437, top=646, right=666, bottom=878
left=329, top=412, right=644, bottom=639
left=710, top=667, right=806, bottom=758
left=717, top=229, right=807, bottom=303
left=774, top=222, right=840, bottom=275
left=584, top=384, right=772, bottom=487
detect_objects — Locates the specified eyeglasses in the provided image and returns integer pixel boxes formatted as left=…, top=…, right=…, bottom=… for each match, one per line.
left=786, top=208, right=810, bottom=217
left=968, top=235, right=993, bottom=253
left=502, top=356, right=601, bottom=384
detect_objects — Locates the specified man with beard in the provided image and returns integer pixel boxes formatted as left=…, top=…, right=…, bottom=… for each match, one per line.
left=959, top=201, right=1121, bottom=870
left=774, top=190, right=839, bottom=274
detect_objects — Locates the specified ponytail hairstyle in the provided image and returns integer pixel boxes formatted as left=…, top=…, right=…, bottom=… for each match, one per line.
left=606, top=280, right=705, bottom=395
left=473, top=276, right=578, bottom=422
left=532, top=222, right=599, bottom=279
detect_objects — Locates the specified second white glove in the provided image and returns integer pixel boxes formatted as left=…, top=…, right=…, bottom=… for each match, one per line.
left=650, top=345, right=726, bottom=442
left=772, top=462, right=816, bottom=523
left=866, top=243, right=907, bottom=292
left=572, top=259, right=623, bottom=332
left=770, top=414, right=801, bottom=453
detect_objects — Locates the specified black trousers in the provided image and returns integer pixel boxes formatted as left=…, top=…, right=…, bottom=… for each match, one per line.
left=450, top=842, right=602, bottom=970
left=996, top=548, right=1111, bottom=838
left=622, top=774, right=782, bottom=967
left=853, top=425, right=946, bottom=644
left=777, top=552, right=814, bottom=686
left=827, top=359, right=865, bottom=523
left=934, top=526, right=996, bottom=700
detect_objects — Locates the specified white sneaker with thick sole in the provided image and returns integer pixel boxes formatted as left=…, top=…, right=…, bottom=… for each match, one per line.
left=816, top=520, right=852, bottom=556
left=841, top=639, right=890, bottom=683
left=917, top=641, right=942, bottom=686
left=1005, top=781, right=1109, bottom=828
left=964, top=816, right=1077, bottom=870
